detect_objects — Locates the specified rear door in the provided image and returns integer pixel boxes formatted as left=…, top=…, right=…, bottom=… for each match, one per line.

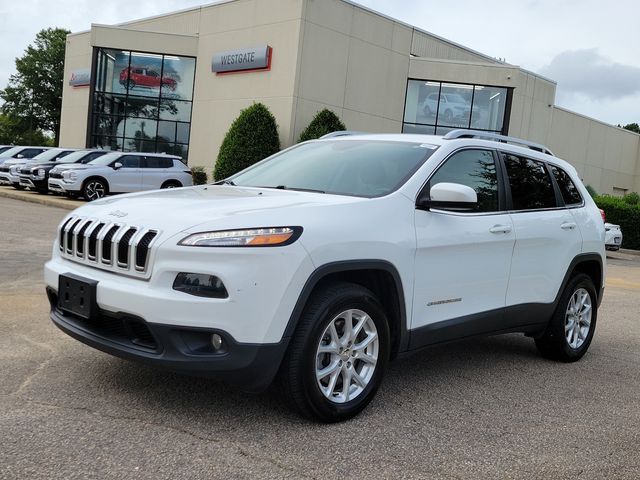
left=502, top=153, right=583, bottom=307
left=141, top=156, right=172, bottom=190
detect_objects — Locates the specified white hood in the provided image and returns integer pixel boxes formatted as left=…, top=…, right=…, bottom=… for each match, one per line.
left=69, top=184, right=366, bottom=235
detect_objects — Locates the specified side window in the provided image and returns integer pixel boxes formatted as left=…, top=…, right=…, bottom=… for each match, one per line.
left=550, top=165, right=583, bottom=206
left=21, top=148, right=45, bottom=158
left=428, top=149, right=499, bottom=212
left=143, top=157, right=172, bottom=168
left=84, top=152, right=106, bottom=163
left=503, top=154, right=557, bottom=210
left=120, top=156, right=141, bottom=168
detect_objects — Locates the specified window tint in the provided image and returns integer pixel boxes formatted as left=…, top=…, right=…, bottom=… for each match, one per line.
left=21, top=148, right=46, bottom=158
left=143, top=157, right=172, bottom=168
left=550, top=165, right=583, bottom=206
left=84, top=152, right=106, bottom=162
left=504, top=154, right=557, bottom=210
left=429, top=149, right=499, bottom=212
left=120, top=155, right=141, bottom=168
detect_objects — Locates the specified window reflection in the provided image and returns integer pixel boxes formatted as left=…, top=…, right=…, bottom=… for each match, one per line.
left=403, top=79, right=508, bottom=135
left=90, top=48, right=195, bottom=162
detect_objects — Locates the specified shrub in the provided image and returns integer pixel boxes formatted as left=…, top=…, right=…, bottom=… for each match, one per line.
left=298, top=108, right=346, bottom=142
left=594, top=195, right=640, bottom=250
left=191, top=166, right=208, bottom=185
left=585, top=185, right=597, bottom=198
left=623, top=192, right=640, bottom=206
left=213, top=103, right=280, bottom=181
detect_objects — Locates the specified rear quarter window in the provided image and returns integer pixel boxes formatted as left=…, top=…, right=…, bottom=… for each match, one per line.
left=550, top=165, right=583, bottom=206
left=503, top=154, right=557, bottom=210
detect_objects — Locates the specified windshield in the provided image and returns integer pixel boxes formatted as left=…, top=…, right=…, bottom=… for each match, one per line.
left=0, top=146, right=12, bottom=155
left=32, top=149, right=72, bottom=162
left=230, top=140, right=438, bottom=197
left=0, top=147, right=24, bottom=158
left=88, top=152, right=122, bottom=166
left=58, top=150, right=95, bottom=164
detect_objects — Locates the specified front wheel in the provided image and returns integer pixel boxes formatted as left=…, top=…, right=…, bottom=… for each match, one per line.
left=535, top=273, right=598, bottom=362
left=82, top=179, right=107, bottom=201
left=279, top=282, right=390, bottom=422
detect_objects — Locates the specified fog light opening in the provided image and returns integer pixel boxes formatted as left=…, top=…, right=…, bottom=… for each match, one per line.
left=172, top=272, right=229, bottom=298
left=211, top=333, right=223, bottom=351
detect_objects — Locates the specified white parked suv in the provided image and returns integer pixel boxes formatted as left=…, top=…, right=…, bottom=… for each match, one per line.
left=48, top=152, right=193, bottom=200
left=45, top=130, right=605, bottom=422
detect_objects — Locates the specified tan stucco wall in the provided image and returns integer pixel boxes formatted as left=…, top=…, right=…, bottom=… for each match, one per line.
left=59, top=32, right=93, bottom=149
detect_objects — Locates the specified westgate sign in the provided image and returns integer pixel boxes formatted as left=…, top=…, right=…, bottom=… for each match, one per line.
left=212, top=45, right=272, bottom=74
left=69, top=68, right=91, bottom=87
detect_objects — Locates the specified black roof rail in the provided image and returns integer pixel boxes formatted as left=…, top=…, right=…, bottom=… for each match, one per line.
left=443, top=129, right=555, bottom=156
left=319, top=130, right=369, bottom=139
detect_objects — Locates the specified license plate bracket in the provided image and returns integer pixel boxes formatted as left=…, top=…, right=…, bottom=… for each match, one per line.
left=58, top=273, right=98, bottom=320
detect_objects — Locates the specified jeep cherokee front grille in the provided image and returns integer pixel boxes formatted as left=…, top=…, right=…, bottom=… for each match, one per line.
left=58, top=215, right=159, bottom=278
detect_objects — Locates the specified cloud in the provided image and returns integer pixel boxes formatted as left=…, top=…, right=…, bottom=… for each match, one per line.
left=540, top=49, right=640, bottom=101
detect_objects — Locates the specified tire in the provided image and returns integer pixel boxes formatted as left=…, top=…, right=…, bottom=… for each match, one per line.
left=278, top=282, right=390, bottom=422
left=13, top=184, right=25, bottom=191
left=535, top=273, right=598, bottom=362
left=443, top=109, right=453, bottom=123
left=161, top=180, right=182, bottom=189
left=82, top=178, right=108, bottom=201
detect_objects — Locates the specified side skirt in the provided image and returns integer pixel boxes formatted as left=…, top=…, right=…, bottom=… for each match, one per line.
left=405, top=303, right=553, bottom=353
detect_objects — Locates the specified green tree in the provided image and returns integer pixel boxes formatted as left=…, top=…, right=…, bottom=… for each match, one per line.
left=214, top=103, right=280, bottom=181
left=0, top=113, right=52, bottom=146
left=622, top=123, right=640, bottom=134
left=0, top=27, right=70, bottom=144
left=298, top=108, right=346, bottom=142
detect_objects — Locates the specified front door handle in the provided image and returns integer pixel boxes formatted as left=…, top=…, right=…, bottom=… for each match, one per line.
left=561, top=222, right=577, bottom=230
left=489, top=224, right=512, bottom=234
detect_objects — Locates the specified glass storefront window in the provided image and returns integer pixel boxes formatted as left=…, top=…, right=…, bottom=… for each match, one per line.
left=90, top=48, right=196, bottom=162
left=403, top=79, right=509, bottom=136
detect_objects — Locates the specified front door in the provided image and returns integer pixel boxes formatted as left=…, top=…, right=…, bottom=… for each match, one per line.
left=412, top=149, right=514, bottom=339
left=110, top=155, right=143, bottom=192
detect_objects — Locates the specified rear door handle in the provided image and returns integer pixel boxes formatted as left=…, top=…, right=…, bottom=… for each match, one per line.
left=561, top=222, right=577, bottom=230
left=489, top=224, right=512, bottom=234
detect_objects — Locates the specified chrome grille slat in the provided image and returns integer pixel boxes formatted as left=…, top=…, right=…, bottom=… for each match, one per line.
left=57, top=216, right=159, bottom=279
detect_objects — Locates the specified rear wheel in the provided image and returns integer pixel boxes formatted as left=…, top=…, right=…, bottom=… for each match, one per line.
left=535, top=273, right=598, bottom=362
left=82, top=179, right=107, bottom=201
left=161, top=180, right=182, bottom=189
left=279, top=282, right=390, bottom=422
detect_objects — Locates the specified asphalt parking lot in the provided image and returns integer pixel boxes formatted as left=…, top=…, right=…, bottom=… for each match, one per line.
left=1, top=196, right=639, bottom=479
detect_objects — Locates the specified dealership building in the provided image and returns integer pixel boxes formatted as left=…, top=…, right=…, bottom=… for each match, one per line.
left=59, top=0, right=640, bottom=195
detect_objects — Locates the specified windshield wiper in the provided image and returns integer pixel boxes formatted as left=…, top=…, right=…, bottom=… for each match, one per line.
left=273, top=185, right=325, bottom=194
left=214, top=179, right=236, bottom=186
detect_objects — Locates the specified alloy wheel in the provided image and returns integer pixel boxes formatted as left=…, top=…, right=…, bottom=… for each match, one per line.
left=315, top=309, right=379, bottom=403
left=85, top=181, right=105, bottom=201
left=564, top=287, right=592, bottom=349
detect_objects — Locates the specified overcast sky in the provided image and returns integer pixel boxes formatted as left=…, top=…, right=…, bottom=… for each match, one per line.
left=0, top=0, right=638, bottom=126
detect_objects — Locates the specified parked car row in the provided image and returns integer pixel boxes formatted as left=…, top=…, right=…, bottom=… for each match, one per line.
left=0, top=147, right=194, bottom=201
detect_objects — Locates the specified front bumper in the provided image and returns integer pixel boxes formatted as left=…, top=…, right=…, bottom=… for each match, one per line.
left=48, top=178, right=79, bottom=193
left=47, top=287, right=287, bottom=392
left=19, top=175, right=45, bottom=189
left=0, top=172, right=12, bottom=185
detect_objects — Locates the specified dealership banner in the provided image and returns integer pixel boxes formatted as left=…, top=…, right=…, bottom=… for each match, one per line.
left=69, top=68, right=91, bottom=87
left=212, top=46, right=272, bottom=74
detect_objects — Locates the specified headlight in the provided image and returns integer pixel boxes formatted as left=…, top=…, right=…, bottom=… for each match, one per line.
left=179, top=227, right=302, bottom=247
left=37, top=168, right=45, bottom=177
left=63, top=171, right=78, bottom=181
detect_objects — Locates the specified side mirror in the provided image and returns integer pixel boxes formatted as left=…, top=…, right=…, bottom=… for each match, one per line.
left=113, top=162, right=123, bottom=170
left=416, top=182, right=478, bottom=211
left=16, top=154, right=24, bottom=159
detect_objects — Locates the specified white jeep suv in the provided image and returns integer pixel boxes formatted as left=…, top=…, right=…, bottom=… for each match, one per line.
left=45, top=131, right=605, bottom=422
left=48, top=151, right=192, bottom=200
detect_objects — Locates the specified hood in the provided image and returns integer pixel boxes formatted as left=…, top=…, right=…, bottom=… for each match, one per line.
left=69, top=185, right=367, bottom=234
left=2, top=158, right=28, bottom=167
left=53, top=163, right=98, bottom=171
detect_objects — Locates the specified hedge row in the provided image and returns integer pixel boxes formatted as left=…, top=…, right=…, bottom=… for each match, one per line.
left=594, top=195, right=640, bottom=250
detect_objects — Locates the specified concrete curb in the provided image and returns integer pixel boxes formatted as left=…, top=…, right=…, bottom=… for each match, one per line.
left=620, top=248, right=640, bottom=256
left=0, top=187, right=81, bottom=211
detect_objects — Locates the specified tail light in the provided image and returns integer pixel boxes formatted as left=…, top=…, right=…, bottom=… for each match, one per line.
left=599, top=209, right=606, bottom=223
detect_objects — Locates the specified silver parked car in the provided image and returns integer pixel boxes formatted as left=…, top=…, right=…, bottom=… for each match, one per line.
left=48, top=152, right=193, bottom=200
